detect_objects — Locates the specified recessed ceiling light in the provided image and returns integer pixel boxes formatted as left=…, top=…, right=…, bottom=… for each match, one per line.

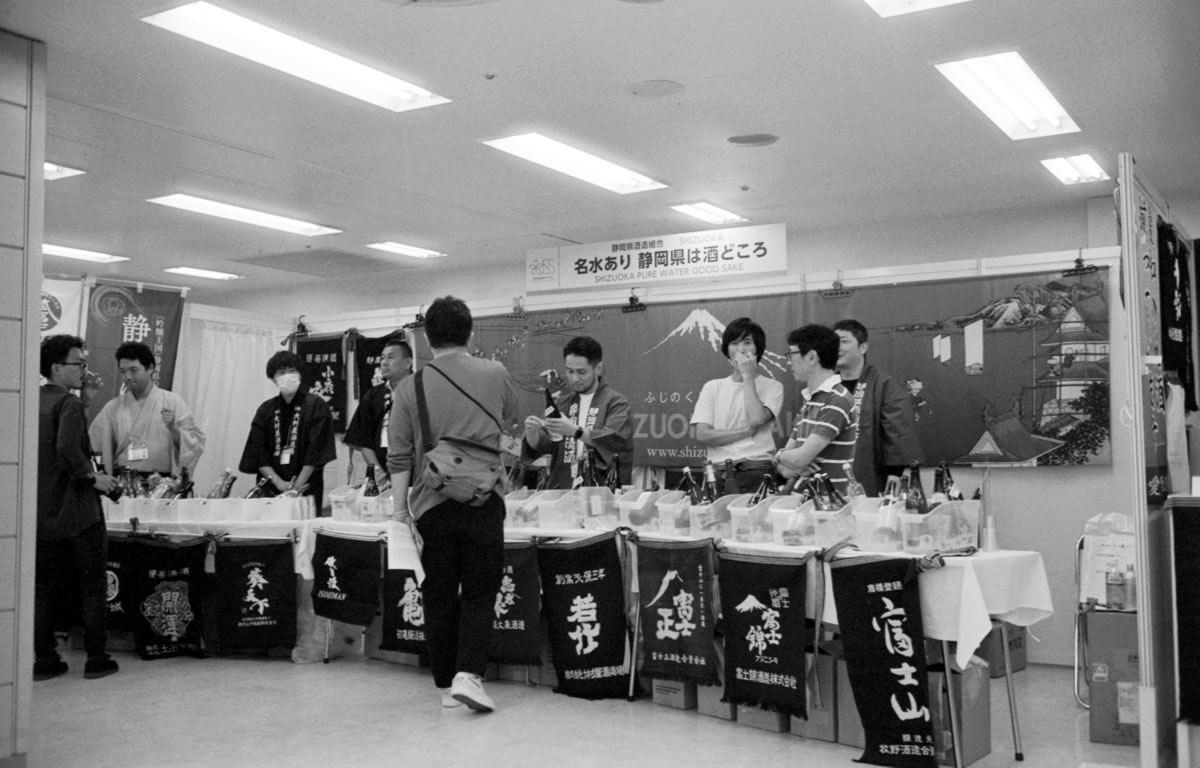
left=482, top=133, right=667, bottom=195
left=1040, top=155, right=1111, bottom=185
left=671, top=203, right=748, bottom=225
left=43, top=162, right=86, bottom=180
left=164, top=267, right=242, bottom=280
left=366, top=241, right=446, bottom=259
left=936, top=52, right=1079, bottom=140
left=727, top=133, right=779, bottom=147
left=42, top=244, right=129, bottom=263
left=147, top=194, right=341, bottom=236
left=141, top=2, right=450, bottom=113
left=629, top=80, right=684, bottom=98
left=860, top=0, right=971, bottom=17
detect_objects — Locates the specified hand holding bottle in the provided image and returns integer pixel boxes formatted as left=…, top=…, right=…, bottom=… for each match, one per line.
left=92, top=472, right=117, bottom=495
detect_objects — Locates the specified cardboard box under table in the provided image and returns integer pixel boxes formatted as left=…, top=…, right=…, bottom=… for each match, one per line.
left=791, top=643, right=837, bottom=742
left=1085, top=609, right=1139, bottom=746
left=928, top=657, right=992, bottom=767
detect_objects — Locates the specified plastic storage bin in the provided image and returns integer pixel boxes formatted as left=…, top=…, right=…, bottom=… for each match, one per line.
left=504, top=489, right=538, bottom=526
left=532, top=489, right=581, bottom=529
left=656, top=491, right=692, bottom=535
left=813, top=501, right=858, bottom=548
left=579, top=487, right=619, bottom=529
left=927, top=500, right=981, bottom=550
left=616, top=489, right=667, bottom=530
left=328, top=485, right=359, bottom=521
left=689, top=495, right=736, bottom=539
left=767, top=495, right=815, bottom=547
left=729, top=493, right=783, bottom=543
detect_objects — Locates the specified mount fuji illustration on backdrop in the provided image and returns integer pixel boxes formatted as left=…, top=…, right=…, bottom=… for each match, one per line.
left=642, top=308, right=788, bottom=378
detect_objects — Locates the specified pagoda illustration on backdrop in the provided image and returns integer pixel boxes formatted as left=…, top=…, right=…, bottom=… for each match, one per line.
left=955, top=278, right=1111, bottom=466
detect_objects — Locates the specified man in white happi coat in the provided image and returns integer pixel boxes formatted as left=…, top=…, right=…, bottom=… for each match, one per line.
left=89, top=342, right=205, bottom=479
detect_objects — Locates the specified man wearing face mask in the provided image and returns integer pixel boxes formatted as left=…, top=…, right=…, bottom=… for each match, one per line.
left=522, top=336, right=633, bottom=489
left=89, top=342, right=205, bottom=482
left=239, top=351, right=337, bottom=509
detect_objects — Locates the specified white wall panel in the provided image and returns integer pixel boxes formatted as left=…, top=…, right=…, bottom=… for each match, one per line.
left=0, top=103, right=25, bottom=177
left=0, top=175, right=24, bottom=250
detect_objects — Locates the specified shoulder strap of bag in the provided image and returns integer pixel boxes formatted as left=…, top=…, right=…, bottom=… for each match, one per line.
left=415, top=369, right=435, bottom=453
left=424, top=363, right=503, bottom=432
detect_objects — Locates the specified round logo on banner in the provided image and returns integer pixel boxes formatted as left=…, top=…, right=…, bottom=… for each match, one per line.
left=41, top=292, right=63, bottom=332
left=106, top=569, right=119, bottom=602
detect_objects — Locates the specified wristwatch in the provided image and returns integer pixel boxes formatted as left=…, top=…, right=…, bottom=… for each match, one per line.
left=574, top=427, right=584, bottom=440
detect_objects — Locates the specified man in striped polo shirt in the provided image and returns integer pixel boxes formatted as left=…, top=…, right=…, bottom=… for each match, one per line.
left=772, top=324, right=857, bottom=496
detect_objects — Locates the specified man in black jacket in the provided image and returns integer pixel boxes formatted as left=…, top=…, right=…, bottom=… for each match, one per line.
left=36, top=335, right=120, bottom=680
left=832, top=320, right=922, bottom=496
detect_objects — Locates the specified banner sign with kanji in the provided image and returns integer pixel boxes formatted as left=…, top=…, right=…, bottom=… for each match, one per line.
left=213, top=539, right=297, bottom=651
left=84, top=282, right=183, bottom=418
left=105, top=534, right=136, bottom=633
left=40, top=277, right=86, bottom=338
left=379, top=568, right=426, bottom=654
left=635, top=538, right=719, bottom=686
left=525, top=223, right=786, bottom=293
left=717, top=552, right=810, bottom=717
left=310, top=534, right=381, bottom=627
left=128, top=537, right=208, bottom=660
left=830, top=556, right=937, bottom=767
left=296, top=334, right=348, bottom=431
left=538, top=532, right=629, bottom=699
left=489, top=542, right=543, bottom=665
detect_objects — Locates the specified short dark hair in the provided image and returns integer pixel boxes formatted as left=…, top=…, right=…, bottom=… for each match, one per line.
left=115, top=342, right=156, bottom=369
left=266, top=351, right=303, bottom=380
left=721, top=317, right=766, bottom=362
left=424, top=296, right=472, bottom=349
left=41, top=334, right=84, bottom=379
left=383, top=338, right=412, bottom=360
left=787, top=325, right=840, bottom=370
left=832, top=319, right=868, bottom=345
left=563, top=336, right=602, bottom=365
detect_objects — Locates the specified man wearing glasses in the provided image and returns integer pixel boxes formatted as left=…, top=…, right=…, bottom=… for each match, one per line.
left=36, top=335, right=120, bottom=680
left=89, top=341, right=205, bottom=484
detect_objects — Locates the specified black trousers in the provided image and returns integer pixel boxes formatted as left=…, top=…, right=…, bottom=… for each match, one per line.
left=35, top=522, right=108, bottom=661
left=415, top=493, right=505, bottom=689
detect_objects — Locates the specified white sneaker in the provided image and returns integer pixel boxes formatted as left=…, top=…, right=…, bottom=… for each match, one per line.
left=440, top=688, right=463, bottom=708
left=449, top=672, right=495, bottom=712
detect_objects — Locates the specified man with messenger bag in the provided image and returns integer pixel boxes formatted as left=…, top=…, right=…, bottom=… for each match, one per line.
left=388, top=296, right=519, bottom=714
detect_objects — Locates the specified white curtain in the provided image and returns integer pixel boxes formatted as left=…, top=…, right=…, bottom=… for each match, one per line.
left=180, top=319, right=283, bottom=496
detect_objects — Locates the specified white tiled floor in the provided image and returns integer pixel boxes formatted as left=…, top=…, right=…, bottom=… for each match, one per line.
left=29, top=652, right=1139, bottom=768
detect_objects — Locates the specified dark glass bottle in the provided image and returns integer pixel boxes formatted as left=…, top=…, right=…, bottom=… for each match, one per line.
left=905, top=462, right=929, bottom=514
left=543, top=388, right=564, bottom=443
left=698, top=461, right=719, bottom=505
left=928, top=466, right=948, bottom=510
left=604, top=457, right=621, bottom=494
left=362, top=465, right=380, bottom=497
left=245, top=476, right=272, bottom=499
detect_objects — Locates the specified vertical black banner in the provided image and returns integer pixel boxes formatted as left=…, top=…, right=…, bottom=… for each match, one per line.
left=354, top=334, right=394, bottom=399
left=538, top=532, right=629, bottom=699
left=830, top=556, right=937, bottom=767
left=129, top=537, right=208, bottom=660
left=717, top=553, right=809, bottom=717
left=213, top=540, right=297, bottom=651
left=636, top=538, right=720, bottom=685
left=296, top=334, right=348, bottom=430
left=1172, top=501, right=1200, bottom=722
left=105, top=534, right=135, bottom=633
left=379, top=569, right=427, bottom=654
left=489, top=542, right=543, bottom=665
left=310, top=534, right=381, bottom=627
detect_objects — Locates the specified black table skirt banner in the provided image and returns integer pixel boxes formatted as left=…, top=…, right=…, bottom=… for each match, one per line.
left=830, top=555, right=938, bottom=767
left=538, top=531, right=630, bottom=699
left=128, top=536, right=209, bottom=660
left=488, top=541, right=543, bottom=665
left=310, top=533, right=382, bottom=627
left=716, top=552, right=810, bottom=717
left=1171, top=501, right=1200, bottom=722
left=379, top=569, right=427, bottom=654
left=105, top=533, right=136, bottom=633
left=212, top=539, right=297, bottom=651
left=634, top=537, right=720, bottom=686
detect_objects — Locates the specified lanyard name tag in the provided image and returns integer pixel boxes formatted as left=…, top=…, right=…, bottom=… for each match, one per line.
left=379, top=430, right=389, bottom=449
left=128, top=441, right=149, bottom=462
left=280, top=449, right=293, bottom=465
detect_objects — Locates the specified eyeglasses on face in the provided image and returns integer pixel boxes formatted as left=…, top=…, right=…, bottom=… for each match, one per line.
left=783, top=349, right=803, bottom=359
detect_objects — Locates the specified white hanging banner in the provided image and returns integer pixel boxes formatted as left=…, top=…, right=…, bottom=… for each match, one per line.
left=41, top=278, right=87, bottom=338
left=525, top=222, right=787, bottom=292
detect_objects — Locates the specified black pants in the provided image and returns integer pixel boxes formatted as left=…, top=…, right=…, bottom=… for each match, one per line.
left=34, top=522, right=108, bottom=661
left=720, top=460, right=779, bottom=495
left=416, top=494, right=505, bottom=689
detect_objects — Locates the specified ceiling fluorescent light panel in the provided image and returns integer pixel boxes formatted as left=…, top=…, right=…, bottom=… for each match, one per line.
left=147, top=194, right=341, bottom=236
left=44, top=163, right=87, bottom=180
left=483, top=133, right=667, bottom=195
left=141, top=2, right=450, bottom=113
left=936, top=52, right=1079, bottom=140
left=671, top=203, right=748, bottom=225
left=164, top=267, right=242, bottom=280
left=367, top=242, right=445, bottom=258
left=1041, top=154, right=1110, bottom=185
left=861, top=0, right=972, bottom=17
left=43, top=244, right=129, bottom=263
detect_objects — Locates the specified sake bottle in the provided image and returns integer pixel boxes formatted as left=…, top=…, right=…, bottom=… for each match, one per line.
left=678, top=466, right=701, bottom=505
left=905, top=462, right=929, bottom=515
left=543, top=388, right=564, bottom=442
left=362, top=465, right=380, bottom=497
left=748, top=473, right=776, bottom=505
left=927, top=466, right=948, bottom=510
left=245, top=476, right=271, bottom=499
left=722, top=459, right=739, bottom=496
left=604, top=457, right=622, bottom=494
left=842, top=462, right=866, bottom=500
left=698, top=460, right=719, bottom=505
left=812, top=472, right=835, bottom=511
left=942, top=462, right=965, bottom=501
left=872, top=475, right=901, bottom=546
